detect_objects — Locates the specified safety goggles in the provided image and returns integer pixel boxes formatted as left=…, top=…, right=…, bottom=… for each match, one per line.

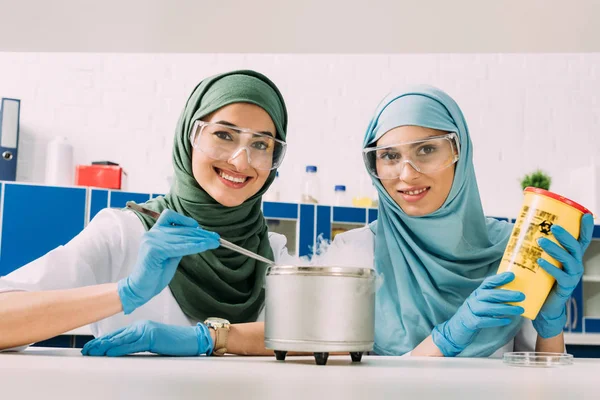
left=189, top=121, right=287, bottom=171
left=362, top=132, right=460, bottom=180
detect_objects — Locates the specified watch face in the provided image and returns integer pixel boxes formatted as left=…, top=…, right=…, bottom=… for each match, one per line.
left=205, top=317, right=230, bottom=327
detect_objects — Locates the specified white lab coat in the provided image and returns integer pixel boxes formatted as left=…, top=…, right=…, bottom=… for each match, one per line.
left=329, top=226, right=537, bottom=357
left=0, top=209, right=292, bottom=348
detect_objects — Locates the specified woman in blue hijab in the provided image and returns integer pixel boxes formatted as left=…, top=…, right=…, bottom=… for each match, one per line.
left=332, top=85, right=594, bottom=357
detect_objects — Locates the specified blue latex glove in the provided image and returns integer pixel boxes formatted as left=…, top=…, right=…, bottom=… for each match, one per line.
left=118, top=209, right=220, bottom=314
left=432, top=272, right=525, bottom=357
left=81, top=320, right=214, bottom=357
left=533, top=213, right=594, bottom=339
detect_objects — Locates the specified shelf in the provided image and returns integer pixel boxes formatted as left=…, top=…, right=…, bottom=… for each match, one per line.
left=583, top=275, right=600, bottom=283
left=564, top=333, right=600, bottom=345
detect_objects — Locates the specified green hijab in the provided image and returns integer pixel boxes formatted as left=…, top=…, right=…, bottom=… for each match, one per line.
left=129, top=70, right=288, bottom=323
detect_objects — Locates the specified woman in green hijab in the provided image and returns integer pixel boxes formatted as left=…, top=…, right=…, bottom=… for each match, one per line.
left=0, top=70, right=291, bottom=357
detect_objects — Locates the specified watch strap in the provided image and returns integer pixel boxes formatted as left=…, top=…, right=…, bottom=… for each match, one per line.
left=211, top=325, right=229, bottom=356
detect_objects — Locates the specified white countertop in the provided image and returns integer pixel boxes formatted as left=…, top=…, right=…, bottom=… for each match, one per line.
left=61, top=328, right=600, bottom=346
left=2, top=348, right=600, bottom=400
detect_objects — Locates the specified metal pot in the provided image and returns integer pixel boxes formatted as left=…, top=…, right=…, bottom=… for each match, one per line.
left=264, top=265, right=376, bottom=365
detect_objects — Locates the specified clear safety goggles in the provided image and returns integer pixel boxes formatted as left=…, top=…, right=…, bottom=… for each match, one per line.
left=362, top=132, right=460, bottom=180
left=189, top=120, right=287, bottom=171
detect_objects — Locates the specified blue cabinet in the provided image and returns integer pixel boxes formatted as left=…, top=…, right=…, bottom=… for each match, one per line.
left=584, top=317, right=600, bottom=333
left=574, top=237, right=600, bottom=336
left=332, top=206, right=368, bottom=224
left=298, top=204, right=316, bottom=257
left=368, top=209, right=378, bottom=223
left=5, top=183, right=600, bottom=350
left=0, top=183, right=86, bottom=275
left=89, top=189, right=109, bottom=222
left=263, top=201, right=298, bottom=220
left=109, top=191, right=151, bottom=209
left=3, top=182, right=600, bottom=340
left=568, top=280, right=584, bottom=333
left=315, top=205, right=376, bottom=245
left=0, top=184, right=165, bottom=276
left=0, top=190, right=380, bottom=275
left=316, top=205, right=332, bottom=242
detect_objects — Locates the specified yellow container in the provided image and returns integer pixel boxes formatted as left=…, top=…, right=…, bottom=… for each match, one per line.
left=331, top=228, right=347, bottom=240
left=352, top=196, right=376, bottom=208
left=497, top=187, right=592, bottom=320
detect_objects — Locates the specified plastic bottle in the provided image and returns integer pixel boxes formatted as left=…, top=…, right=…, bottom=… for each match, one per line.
left=301, top=165, right=320, bottom=204
left=334, top=185, right=347, bottom=206
left=264, top=171, right=281, bottom=202
left=352, top=174, right=376, bottom=207
left=45, top=137, right=74, bottom=186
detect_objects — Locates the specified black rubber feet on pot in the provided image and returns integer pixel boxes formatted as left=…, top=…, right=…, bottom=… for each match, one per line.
left=274, top=350, right=362, bottom=365
left=314, top=352, right=329, bottom=365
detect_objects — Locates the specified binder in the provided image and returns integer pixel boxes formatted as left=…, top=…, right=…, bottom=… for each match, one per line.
left=0, top=98, right=21, bottom=181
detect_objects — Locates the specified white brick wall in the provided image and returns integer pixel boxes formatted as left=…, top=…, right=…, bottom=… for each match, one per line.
left=1, top=53, right=599, bottom=218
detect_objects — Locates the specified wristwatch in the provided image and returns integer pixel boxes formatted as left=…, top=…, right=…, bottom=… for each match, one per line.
left=204, top=317, right=231, bottom=356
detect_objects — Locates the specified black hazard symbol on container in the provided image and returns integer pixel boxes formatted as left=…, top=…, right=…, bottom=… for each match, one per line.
left=539, top=220, right=553, bottom=235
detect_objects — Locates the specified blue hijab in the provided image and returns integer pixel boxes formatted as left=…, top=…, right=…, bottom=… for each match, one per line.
left=365, top=85, right=522, bottom=357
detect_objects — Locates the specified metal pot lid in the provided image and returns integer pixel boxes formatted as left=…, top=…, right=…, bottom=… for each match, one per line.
left=266, top=265, right=375, bottom=278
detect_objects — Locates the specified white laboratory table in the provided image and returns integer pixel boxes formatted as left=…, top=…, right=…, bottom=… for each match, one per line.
left=2, top=348, right=600, bottom=400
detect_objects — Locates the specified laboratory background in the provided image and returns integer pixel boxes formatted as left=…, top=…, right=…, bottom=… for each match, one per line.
left=1, top=1, right=600, bottom=399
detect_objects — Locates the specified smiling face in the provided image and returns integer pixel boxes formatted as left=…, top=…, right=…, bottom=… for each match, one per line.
left=376, top=126, right=456, bottom=217
left=191, top=103, right=276, bottom=207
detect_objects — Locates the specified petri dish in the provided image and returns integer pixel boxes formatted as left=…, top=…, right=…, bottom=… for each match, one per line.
left=503, top=352, right=573, bottom=367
